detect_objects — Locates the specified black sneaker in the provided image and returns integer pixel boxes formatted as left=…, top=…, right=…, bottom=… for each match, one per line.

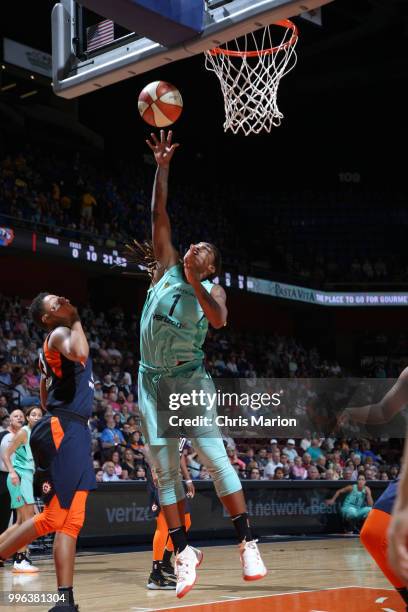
left=48, top=605, right=79, bottom=611
left=147, top=570, right=176, bottom=590
left=160, top=560, right=176, bottom=579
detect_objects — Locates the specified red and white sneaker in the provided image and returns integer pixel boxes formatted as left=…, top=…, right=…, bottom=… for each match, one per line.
left=239, top=539, right=267, bottom=581
left=175, top=545, right=201, bottom=599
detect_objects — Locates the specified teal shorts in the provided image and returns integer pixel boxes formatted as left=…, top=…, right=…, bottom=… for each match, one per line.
left=138, top=361, right=242, bottom=505
left=7, top=468, right=35, bottom=509
left=138, top=361, right=220, bottom=445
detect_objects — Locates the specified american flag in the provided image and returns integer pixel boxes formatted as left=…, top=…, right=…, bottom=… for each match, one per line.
left=86, top=19, right=114, bottom=52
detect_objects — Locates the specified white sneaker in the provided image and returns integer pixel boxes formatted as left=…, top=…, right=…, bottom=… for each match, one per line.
left=239, top=540, right=267, bottom=581
left=12, top=557, right=39, bottom=574
left=175, top=545, right=201, bottom=599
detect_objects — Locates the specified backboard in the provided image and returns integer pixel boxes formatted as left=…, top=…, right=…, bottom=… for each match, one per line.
left=52, top=0, right=333, bottom=99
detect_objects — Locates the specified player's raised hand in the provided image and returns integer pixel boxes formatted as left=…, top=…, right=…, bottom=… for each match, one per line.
left=146, top=130, right=179, bottom=167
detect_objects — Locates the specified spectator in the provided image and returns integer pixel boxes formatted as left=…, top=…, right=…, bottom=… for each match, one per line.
left=342, top=467, right=355, bottom=481
left=307, top=438, right=324, bottom=462
left=94, top=381, right=103, bottom=401
left=300, top=431, right=312, bottom=452
left=307, top=466, right=321, bottom=480
left=280, top=453, right=291, bottom=476
left=100, top=415, right=125, bottom=452
left=282, top=439, right=298, bottom=462
left=121, top=448, right=138, bottom=476
left=302, top=453, right=312, bottom=470
left=264, top=450, right=282, bottom=479
left=315, top=455, right=327, bottom=476
left=249, top=468, right=261, bottom=480
left=134, top=466, right=146, bottom=481
left=389, top=465, right=399, bottom=479
left=13, top=378, right=40, bottom=408
left=256, top=448, right=269, bottom=469
left=0, top=366, right=12, bottom=388
left=102, top=461, right=119, bottom=482
left=227, top=448, right=246, bottom=471
left=273, top=467, right=285, bottom=480
left=81, top=190, right=97, bottom=220
left=290, top=456, right=307, bottom=480
left=110, top=450, right=123, bottom=478
left=324, top=469, right=338, bottom=480
left=199, top=466, right=211, bottom=481
left=241, top=447, right=256, bottom=466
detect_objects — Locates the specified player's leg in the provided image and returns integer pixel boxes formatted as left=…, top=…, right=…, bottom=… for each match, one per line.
left=190, top=434, right=267, bottom=581
left=342, top=506, right=359, bottom=533
left=5, top=473, right=39, bottom=572
left=360, top=483, right=408, bottom=610
left=0, top=494, right=71, bottom=566
left=138, top=371, right=201, bottom=597
left=149, top=442, right=201, bottom=598
left=46, top=490, right=88, bottom=611
left=0, top=516, right=40, bottom=562
left=12, top=503, right=39, bottom=573
left=162, top=508, right=195, bottom=574
left=148, top=510, right=176, bottom=590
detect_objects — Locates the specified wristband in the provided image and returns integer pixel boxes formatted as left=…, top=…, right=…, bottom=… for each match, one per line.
left=185, top=480, right=193, bottom=484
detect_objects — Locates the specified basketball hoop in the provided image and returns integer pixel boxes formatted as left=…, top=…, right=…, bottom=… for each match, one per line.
left=204, top=20, right=298, bottom=135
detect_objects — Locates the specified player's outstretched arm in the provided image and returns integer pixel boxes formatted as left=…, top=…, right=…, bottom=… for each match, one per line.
left=48, top=300, right=89, bottom=363
left=340, top=367, right=408, bottom=425
left=325, top=485, right=353, bottom=505
left=146, top=130, right=179, bottom=273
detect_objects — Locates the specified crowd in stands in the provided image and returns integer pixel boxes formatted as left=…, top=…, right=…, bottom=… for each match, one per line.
left=0, top=295, right=403, bottom=484
left=0, top=146, right=237, bottom=270
left=1, top=146, right=407, bottom=285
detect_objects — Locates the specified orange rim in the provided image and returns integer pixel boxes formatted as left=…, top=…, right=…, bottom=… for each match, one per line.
left=208, top=19, right=298, bottom=57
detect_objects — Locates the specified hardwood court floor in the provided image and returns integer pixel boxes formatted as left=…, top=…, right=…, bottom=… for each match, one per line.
left=1, top=539, right=404, bottom=612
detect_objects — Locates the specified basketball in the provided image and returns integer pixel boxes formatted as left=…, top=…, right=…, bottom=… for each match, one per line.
left=138, top=81, right=183, bottom=127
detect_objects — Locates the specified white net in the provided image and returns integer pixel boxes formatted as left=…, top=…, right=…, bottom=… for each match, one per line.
left=204, top=20, right=298, bottom=135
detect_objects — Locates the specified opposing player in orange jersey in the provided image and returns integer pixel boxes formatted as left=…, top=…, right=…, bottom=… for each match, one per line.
left=0, top=294, right=95, bottom=612
left=339, top=371, right=408, bottom=611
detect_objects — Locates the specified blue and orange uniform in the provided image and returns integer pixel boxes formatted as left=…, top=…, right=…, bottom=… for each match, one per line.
left=360, top=480, right=406, bottom=598
left=29, top=333, right=96, bottom=540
